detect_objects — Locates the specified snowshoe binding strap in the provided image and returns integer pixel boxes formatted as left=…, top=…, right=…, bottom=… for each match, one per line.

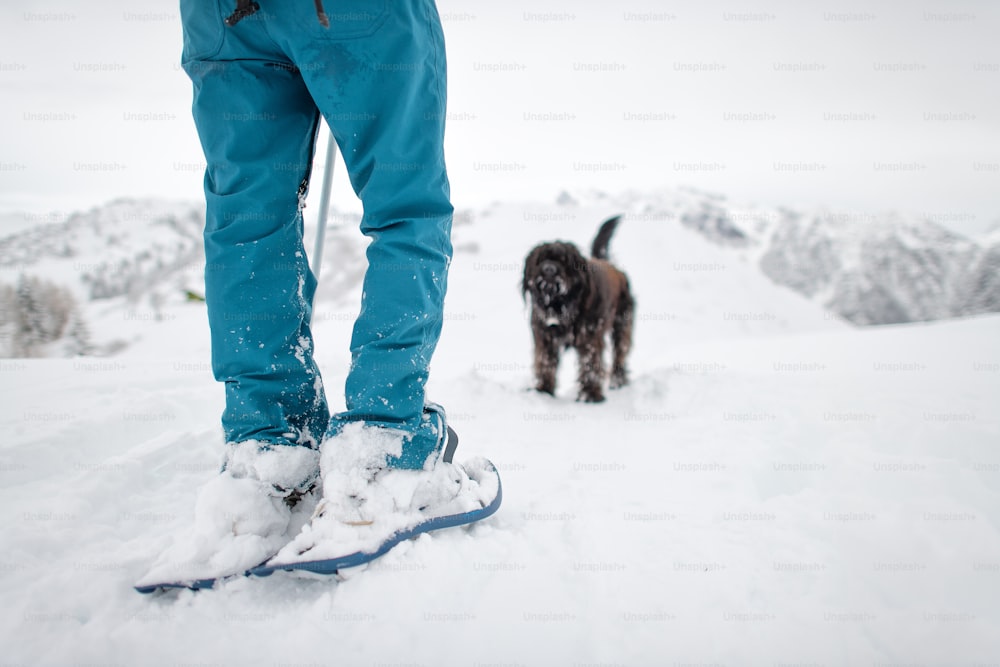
left=442, top=426, right=458, bottom=464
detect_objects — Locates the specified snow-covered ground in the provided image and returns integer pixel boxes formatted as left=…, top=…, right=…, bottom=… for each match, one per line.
left=2, top=198, right=998, bottom=665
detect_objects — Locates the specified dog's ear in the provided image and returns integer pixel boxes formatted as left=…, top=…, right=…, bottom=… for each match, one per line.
left=522, top=245, right=541, bottom=301
left=567, top=244, right=597, bottom=313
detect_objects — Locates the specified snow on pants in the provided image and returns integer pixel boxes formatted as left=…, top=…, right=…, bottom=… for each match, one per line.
left=180, top=0, right=453, bottom=468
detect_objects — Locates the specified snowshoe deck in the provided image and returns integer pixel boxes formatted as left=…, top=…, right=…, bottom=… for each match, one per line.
left=134, top=460, right=501, bottom=593
left=252, top=471, right=502, bottom=577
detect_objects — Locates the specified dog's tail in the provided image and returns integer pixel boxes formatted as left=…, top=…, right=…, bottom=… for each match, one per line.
left=591, top=215, right=622, bottom=260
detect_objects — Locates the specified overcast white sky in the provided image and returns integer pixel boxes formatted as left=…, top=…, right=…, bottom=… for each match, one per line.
left=1, top=0, right=998, bottom=236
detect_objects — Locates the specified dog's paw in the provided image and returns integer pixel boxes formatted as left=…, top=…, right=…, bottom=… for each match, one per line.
left=609, top=373, right=629, bottom=390
left=534, top=382, right=556, bottom=396
left=577, top=390, right=606, bottom=403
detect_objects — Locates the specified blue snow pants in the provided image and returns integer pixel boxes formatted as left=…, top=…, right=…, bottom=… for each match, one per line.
left=180, top=0, right=453, bottom=468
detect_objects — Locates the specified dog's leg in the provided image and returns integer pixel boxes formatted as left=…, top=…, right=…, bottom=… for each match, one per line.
left=610, top=292, right=634, bottom=389
left=533, top=329, right=560, bottom=395
left=576, top=332, right=606, bottom=402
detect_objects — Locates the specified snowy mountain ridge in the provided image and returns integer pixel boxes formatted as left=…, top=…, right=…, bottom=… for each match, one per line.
left=758, top=209, right=993, bottom=325
left=565, top=187, right=1000, bottom=326
left=0, top=198, right=204, bottom=303
left=0, top=189, right=997, bottom=358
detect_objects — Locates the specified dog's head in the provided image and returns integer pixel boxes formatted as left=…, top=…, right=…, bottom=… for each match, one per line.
left=522, top=241, right=591, bottom=330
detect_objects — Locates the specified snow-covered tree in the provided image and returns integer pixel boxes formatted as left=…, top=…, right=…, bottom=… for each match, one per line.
left=0, top=275, right=91, bottom=357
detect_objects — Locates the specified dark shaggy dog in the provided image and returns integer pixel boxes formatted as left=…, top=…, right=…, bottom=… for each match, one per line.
left=522, top=216, right=634, bottom=402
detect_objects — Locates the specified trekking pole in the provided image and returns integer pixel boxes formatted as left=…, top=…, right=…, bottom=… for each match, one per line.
left=312, top=129, right=338, bottom=280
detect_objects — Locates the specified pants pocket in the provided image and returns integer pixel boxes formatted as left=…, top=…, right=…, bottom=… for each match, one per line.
left=180, top=0, right=226, bottom=62
left=306, top=0, right=389, bottom=40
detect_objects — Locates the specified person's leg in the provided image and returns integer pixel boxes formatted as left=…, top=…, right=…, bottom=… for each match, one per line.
left=183, top=7, right=330, bottom=448
left=277, top=0, right=454, bottom=468
left=137, top=6, right=335, bottom=590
